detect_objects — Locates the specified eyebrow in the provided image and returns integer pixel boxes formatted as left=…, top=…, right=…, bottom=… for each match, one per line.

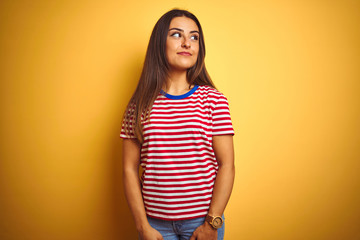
left=169, top=28, right=199, bottom=34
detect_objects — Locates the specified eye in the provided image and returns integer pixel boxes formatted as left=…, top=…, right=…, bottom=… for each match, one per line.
left=190, top=35, right=199, bottom=41
left=170, top=32, right=181, bottom=38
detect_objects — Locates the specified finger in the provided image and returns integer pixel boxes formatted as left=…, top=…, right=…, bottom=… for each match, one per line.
left=189, top=233, right=196, bottom=240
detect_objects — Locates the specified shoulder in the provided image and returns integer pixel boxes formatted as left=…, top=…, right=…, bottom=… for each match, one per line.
left=196, top=85, right=229, bottom=101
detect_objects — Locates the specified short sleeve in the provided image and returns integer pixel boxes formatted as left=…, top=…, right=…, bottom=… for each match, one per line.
left=120, top=104, right=137, bottom=139
left=212, top=94, right=235, bottom=136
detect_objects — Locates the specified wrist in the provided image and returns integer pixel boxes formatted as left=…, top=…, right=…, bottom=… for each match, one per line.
left=204, top=220, right=218, bottom=231
left=207, top=211, right=222, bottom=216
left=136, top=221, right=151, bottom=233
left=205, top=214, right=224, bottom=229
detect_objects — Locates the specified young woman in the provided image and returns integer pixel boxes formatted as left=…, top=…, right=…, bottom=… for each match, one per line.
left=120, top=9, right=235, bottom=240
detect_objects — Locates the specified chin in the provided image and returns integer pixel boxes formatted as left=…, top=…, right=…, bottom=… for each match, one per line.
left=174, top=66, right=194, bottom=71
left=177, top=62, right=196, bottom=70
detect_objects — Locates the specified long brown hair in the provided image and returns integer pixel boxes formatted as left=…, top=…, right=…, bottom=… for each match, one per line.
left=123, top=9, right=216, bottom=143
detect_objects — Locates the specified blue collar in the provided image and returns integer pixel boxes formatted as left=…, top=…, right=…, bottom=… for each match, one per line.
left=160, top=85, right=199, bottom=100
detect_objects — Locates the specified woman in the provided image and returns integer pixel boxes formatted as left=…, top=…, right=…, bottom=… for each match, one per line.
left=120, top=9, right=235, bottom=240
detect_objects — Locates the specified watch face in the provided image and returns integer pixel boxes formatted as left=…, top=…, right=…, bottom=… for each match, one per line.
left=213, top=217, right=223, bottom=228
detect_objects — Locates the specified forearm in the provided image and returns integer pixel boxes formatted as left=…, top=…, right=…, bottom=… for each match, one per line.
left=208, top=163, right=235, bottom=216
left=123, top=168, right=150, bottom=232
left=190, top=163, right=235, bottom=239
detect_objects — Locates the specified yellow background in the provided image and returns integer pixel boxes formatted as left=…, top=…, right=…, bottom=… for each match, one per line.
left=0, top=0, right=359, bottom=239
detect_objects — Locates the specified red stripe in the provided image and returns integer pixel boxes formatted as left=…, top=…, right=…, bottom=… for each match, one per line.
left=213, top=107, right=230, bottom=112
left=143, top=191, right=212, bottom=199
left=149, top=114, right=211, bottom=121
left=142, top=148, right=213, bottom=154
left=144, top=203, right=210, bottom=210
left=145, top=213, right=208, bottom=221
left=212, top=128, right=234, bottom=132
left=145, top=118, right=211, bottom=125
left=143, top=185, right=213, bottom=194
left=152, top=104, right=213, bottom=111
left=212, top=117, right=232, bottom=121
left=152, top=99, right=217, bottom=106
left=143, top=174, right=216, bottom=182
left=142, top=153, right=215, bottom=159
left=144, top=163, right=215, bottom=171
left=145, top=142, right=212, bottom=148
left=143, top=135, right=210, bottom=141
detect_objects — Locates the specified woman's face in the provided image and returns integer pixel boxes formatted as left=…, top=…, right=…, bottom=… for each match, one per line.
left=166, top=16, right=200, bottom=72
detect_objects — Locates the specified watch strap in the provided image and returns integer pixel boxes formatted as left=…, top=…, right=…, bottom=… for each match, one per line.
left=205, top=215, right=223, bottom=229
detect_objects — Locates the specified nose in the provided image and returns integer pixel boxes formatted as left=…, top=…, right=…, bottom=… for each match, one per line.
left=181, top=36, right=191, bottom=48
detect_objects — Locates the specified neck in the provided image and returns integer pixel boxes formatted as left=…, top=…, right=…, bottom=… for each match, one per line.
left=163, top=70, right=193, bottom=95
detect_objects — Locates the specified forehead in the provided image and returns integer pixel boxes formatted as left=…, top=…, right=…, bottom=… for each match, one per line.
left=169, top=16, right=199, bottom=32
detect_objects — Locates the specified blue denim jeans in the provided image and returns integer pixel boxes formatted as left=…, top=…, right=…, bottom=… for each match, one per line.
left=145, top=215, right=225, bottom=240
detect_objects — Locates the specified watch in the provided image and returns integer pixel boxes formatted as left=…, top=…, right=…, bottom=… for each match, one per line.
left=205, top=215, right=223, bottom=229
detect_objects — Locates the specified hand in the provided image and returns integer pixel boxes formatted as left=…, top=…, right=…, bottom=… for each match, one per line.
left=139, top=225, right=164, bottom=240
left=190, top=222, right=217, bottom=240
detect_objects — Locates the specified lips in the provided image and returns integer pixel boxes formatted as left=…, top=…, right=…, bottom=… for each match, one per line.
left=177, top=52, right=192, bottom=56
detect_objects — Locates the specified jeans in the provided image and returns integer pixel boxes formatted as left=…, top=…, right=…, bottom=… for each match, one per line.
left=145, top=215, right=225, bottom=240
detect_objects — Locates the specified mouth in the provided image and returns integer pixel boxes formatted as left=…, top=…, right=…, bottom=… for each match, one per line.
left=177, top=52, right=192, bottom=56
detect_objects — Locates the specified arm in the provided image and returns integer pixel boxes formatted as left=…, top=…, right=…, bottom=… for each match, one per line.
left=122, top=139, right=163, bottom=240
left=207, top=134, right=235, bottom=216
left=190, top=135, right=235, bottom=240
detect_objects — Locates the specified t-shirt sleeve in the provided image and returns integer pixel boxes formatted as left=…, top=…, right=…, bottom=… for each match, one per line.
left=120, top=105, right=137, bottom=139
left=212, top=94, right=235, bottom=136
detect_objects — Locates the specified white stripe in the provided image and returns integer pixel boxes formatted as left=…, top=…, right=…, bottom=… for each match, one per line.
left=147, top=115, right=211, bottom=123
left=144, top=200, right=211, bottom=208
left=142, top=189, right=213, bottom=197
left=145, top=122, right=211, bottom=129
left=144, top=128, right=211, bottom=135
left=141, top=150, right=213, bottom=157
left=152, top=106, right=209, bottom=113
left=212, top=120, right=232, bottom=125
left=146, top=206, right=209, bottom=214
left=143, top=194, right=212, bottom=202
left=213, top=126, right=234, bottom=131
left=152, top=103, right=212, bottom=108
left=144, top=165, right=213, bottom=174
left=144, top=133, right=209, bottom=139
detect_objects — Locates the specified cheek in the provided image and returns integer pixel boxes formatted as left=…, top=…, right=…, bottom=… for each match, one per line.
left=193, top=44, right=200, bottom=57
left=165, top=44, right=172, bottom=60
left=193, top=49, right=200, bottom=60
left=166, top=42, right=176, bottom=57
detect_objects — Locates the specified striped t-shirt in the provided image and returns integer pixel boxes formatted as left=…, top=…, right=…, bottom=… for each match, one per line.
left=120, top=85, right=234, bottom=220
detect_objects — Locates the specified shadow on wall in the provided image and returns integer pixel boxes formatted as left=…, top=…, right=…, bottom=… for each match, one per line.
left=109, top=54, right=143, bottom=239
